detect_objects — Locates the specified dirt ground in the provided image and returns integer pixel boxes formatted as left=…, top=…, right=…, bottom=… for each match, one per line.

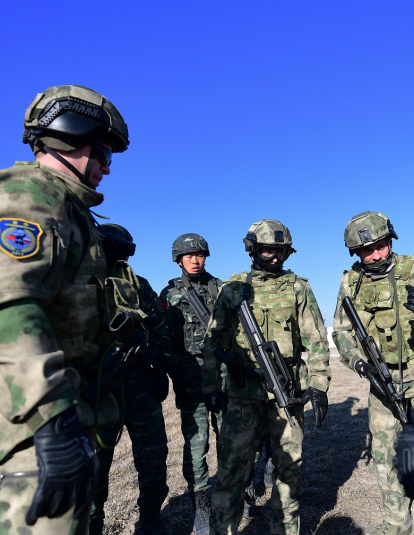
left=101, top=358, right=390, bottom=535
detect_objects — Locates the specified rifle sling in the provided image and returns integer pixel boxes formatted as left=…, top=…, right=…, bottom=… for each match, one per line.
left=389, top=269, right=404, bottom=394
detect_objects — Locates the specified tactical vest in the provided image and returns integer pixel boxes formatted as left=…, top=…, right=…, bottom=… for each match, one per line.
left=348, top=255, right=414, bottom=365
left=168, top=274, right=220, bottom=355
left=45, top=198, right=108, bottom=365
left=227, top=271, right=302, bottom=367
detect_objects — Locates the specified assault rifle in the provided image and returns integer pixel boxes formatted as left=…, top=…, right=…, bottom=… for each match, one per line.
left=235, top=300, right=297, bottom=427
left=84, top=310, right=149, bottom=405
left=342, top=296, right=408, bottom=425
left=185, top=288, right=211, bottom=330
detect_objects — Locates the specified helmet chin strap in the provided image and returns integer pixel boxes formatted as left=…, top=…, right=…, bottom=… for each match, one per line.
left=31, top=133, right=97, bottom=189
left=180, top=263, right=206, bottom=280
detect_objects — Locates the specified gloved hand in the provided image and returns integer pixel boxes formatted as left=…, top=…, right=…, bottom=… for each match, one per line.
left=299, top=387, right=328, bottom=428
left=354, top=359, right=386, bottom=397
left=150, top=366, right=170, bottom=403
left=168, top=367, right=195, bottom=404
left=26, top=406, right=95, bottom=526
left=404, top=285, right=414, bottom=313
left=393, top=425, right=414, bottom=499
left=204, top=390, right=227, bottom=414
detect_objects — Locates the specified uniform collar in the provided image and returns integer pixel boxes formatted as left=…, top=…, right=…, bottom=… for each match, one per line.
left=38, top=163, right=104, bottom=208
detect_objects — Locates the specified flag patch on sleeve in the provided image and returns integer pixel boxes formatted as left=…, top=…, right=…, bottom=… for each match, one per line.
left=0, top=219, right=43, bottom=259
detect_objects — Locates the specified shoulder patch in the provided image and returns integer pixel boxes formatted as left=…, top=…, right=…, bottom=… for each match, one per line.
left=154, top=296, right=165, bottom=312
left=0, top=219, right=43, bottom=259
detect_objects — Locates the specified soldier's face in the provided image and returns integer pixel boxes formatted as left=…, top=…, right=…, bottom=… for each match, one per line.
left=180, top=253, right=206, bottom=274
left=260, top=246, right=280, bottom=264
left=357, top=238, right=391, bottom=263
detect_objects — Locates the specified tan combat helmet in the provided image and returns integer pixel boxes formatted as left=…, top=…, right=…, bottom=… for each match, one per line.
left=23, top=85, right=129, bottom=189
left=243, top=219, right=295, bottom=253
left=243, top=219, right=296, bottom=272
left=344, top=211, right=398, bottom=256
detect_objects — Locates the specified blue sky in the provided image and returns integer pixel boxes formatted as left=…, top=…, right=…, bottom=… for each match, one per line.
left=1, top=1, right=413, bottom=325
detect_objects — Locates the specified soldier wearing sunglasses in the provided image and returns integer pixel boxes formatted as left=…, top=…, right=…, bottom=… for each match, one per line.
left=0, top=84, right=129, bottom=534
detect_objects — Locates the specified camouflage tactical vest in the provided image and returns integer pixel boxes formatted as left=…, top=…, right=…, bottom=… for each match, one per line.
left=168, top=274, right=220, bottom=355
left=227, top=270, right=303, bottom=368
left=348, top=255, right=414, bottom=365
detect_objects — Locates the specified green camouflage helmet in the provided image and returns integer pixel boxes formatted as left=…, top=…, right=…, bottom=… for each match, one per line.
left=344, top=211, right=398, bottom=256
left=172, top=233, right=210, bottom=262
left=243, top=219, right=296, bottom=253
left=23, top=85, right=129, bottom=154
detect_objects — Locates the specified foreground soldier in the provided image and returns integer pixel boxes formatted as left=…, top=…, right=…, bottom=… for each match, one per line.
left=202, top=219, right=331, bottom=535
left=90, top=224, right=180, bottom=535
left=160, top=234, right=222, bottom=535
left=333, top=211, right=414, bottom=535
left=0, top=85, right=129, bottom=534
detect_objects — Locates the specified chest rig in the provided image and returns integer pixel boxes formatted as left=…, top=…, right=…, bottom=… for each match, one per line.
left=45, top=196, right=109, bottom=365
left=169, top=273, right=219, bottom=355
left=228, top=270, right=301, bottom=366
left=348, top=255, right=414, bottom=365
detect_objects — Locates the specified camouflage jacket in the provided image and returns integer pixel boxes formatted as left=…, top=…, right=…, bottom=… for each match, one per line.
left=0, top=161, right=116, bottom=461
left=201, top=268, right=331, bottom=401
left=109, top=260, right=175, bottom=371
left=160, top=272, right=222, bottom=360
left=333, top=254, right=414, bottom=371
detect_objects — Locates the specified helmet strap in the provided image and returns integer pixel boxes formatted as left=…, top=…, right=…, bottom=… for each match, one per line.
left=30, top=132, right=97, bottom=189
left=180, top=264, right=206, bottom=281
left=32, top=136, right=84, bottom=182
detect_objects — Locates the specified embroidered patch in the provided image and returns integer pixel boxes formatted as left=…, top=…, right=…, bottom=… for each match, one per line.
left=154, top=296, right=165, bottom=312
left=0, top=219, right=43, bottom=259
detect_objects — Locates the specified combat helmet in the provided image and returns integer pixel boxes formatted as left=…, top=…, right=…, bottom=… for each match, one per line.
left=344, top=211, right=398, bottom=256
left=243, top=219, right=296, bottom=272
left=23, top=85, right=129, bottom=188
left=172, top=233, right=210, bottom=263
left=100, top=223, right=136, bottom=269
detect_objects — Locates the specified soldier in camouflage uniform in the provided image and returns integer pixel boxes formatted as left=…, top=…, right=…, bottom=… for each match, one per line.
left=202, top=219, right=331, bottom=535
left=0, top=85, right=129, bottom=534
left=90, top=224, right=188, bottom=535
left=333, top=211, right=414, bottom=535
left=160, top=233, right=222, bottom=535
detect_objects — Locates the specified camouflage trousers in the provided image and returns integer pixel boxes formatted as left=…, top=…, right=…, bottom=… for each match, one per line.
left=0, top=429, right=97, bottom=535
left=179, top=396, right=222, bottom=493
left=210, top=398, right=304, bottom=535
left=90, top=367, right=168, bottom=521
left=368, top=374, right=414, bottom=526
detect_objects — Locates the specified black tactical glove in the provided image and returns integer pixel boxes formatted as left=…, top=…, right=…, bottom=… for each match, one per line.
left=26, top=406, right=95, bottom=526
left=204, top=390, right=227, bottom=414
left=299, top=387, right=328, bottom=428
left=393, top=425, right=414, bottom=499
left=169, top=367, right=195, bottom=404
left=149, top=366, right=170, bottom=403
left=404, top=285, right=414, bottom=313
left=354, top=359, right=386, bottom=397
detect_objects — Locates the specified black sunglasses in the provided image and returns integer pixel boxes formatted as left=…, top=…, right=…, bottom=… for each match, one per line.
left=95, top=145, right=113, bottom=167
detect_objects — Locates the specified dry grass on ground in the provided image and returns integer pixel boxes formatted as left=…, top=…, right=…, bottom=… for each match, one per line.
left=102, top=359, right=386, bottom=534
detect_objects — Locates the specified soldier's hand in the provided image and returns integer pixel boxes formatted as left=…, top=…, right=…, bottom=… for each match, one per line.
left=404, top=285, right=414, bottom=313
left=393, top=425, right=414, bottom=499
left=26, top=406, right=95, bottom=526
left=299, top=387, right=328, bottom=428
left=204, top=390, right=227, bottom=414
left=354, top=359, right=386, bottom=397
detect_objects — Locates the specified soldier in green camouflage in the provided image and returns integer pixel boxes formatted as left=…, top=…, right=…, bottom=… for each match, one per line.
left=0, top=85, right=129, bottom=534
left=160, top=233, right=222, bottom=535
left=202, top=219, right=331, bottom=535
left=89, top=224, right=186, bottom=535
left=333, top=211, right=414, bottom=535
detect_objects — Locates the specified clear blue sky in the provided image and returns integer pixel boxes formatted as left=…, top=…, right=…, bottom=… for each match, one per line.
left=1, top=1, right=413, bottom=325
